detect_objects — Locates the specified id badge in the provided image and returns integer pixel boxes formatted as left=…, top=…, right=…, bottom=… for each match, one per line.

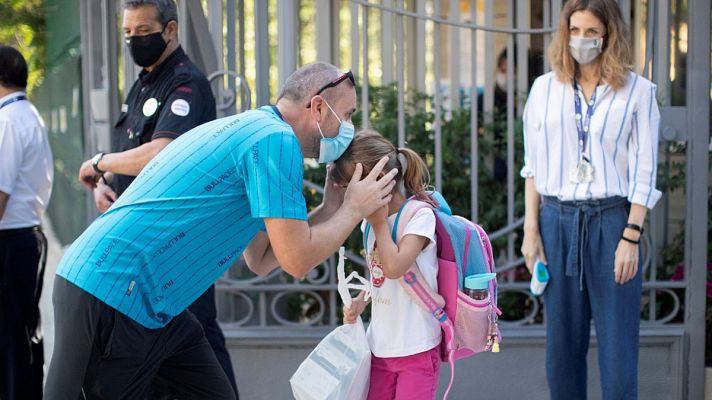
left=569, top=157, right=594, bottom=184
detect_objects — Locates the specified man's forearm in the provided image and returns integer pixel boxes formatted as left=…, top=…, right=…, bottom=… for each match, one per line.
left=98, top=138, right=171, bottom=176
left=265, top=205, right=362, bottom=279
left=307, top=202, right=340, bottom=225
left=243, top=232, right=280, bottom=276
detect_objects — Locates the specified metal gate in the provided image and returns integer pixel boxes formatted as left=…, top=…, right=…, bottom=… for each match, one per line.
left=75, top=1, right=709, bottom=398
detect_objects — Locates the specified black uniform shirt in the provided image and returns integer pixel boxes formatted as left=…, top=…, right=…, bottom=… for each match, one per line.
left=112, top=46, right=216, bottom=195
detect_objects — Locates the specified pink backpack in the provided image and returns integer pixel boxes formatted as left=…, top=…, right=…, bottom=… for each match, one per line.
left=364, top=192, right=501, bottom=399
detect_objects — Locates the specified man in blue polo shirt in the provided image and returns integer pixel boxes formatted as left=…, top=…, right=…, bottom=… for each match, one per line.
left=45, top=62, right=397, bottom=400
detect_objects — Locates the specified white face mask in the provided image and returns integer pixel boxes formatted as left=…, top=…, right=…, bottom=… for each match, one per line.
left=495, top=73, right=507, bottom=89
left=569, top=36, right=604, bottom=65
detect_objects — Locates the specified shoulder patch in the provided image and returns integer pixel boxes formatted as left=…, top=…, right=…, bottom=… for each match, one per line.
left=171, top=99, right=190, bottom=117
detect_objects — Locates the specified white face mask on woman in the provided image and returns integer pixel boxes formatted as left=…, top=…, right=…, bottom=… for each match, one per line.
left=569, top=36, right=603, bottom=65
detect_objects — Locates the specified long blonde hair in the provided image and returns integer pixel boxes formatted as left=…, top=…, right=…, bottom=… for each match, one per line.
left=331, top=130, right=433, bottom=205
left=548, top=0, right=632, bottom=90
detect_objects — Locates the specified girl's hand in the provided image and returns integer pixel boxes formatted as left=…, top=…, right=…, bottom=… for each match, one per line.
left=365, top=204, right=388, bottom=227
left=614, top=239, right=639, bottom=284
left=521, top=228, right=547, bottom=274
left=343, top=291, right=368, bottom=324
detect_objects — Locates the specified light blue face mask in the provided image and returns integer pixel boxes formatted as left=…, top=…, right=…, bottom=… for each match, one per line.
left=316, top=100, right=355, bottom=164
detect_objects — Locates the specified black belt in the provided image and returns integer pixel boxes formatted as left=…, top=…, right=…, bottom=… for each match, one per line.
left=0, top=226, right=41, bottom=239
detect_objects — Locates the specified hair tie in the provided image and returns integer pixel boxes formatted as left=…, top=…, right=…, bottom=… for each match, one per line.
left=396, top=149, right=408, bottom=175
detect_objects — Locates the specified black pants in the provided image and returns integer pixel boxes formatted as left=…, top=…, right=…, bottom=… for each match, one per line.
left=187, top=285, right=239, bottom=398
left=45, top=277, right=236, bottom=400
left=0, top=227, right=46, bottom=400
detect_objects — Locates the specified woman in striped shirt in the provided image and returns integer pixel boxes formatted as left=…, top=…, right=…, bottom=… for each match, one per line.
left=520, top=0, right=660, bottom=399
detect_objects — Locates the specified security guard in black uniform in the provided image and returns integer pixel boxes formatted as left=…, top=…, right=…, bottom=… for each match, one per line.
left=78, top=1, right=238, bottom=397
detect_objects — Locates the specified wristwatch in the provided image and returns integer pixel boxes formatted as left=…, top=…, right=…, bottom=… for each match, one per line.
left=92, top=152, right=106, bottom=174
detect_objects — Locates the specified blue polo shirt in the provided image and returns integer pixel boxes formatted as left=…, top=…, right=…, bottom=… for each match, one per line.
left=57, top=106, right=307, bottom=328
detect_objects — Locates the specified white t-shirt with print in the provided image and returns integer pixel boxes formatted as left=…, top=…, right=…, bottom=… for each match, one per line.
left=362, top=207, right=441, bottom=358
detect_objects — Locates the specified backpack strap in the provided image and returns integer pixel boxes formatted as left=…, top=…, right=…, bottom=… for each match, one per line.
left=392, top=200, right=447, bottom=307
left=363, top=200, right=445, bottom=310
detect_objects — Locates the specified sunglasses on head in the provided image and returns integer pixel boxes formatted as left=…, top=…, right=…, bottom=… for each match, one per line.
left=306, top=70, right=355, bottom=108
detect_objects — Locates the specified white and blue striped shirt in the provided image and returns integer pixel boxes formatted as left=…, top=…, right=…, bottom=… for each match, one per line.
left=521, top=71, right=662, bottom=209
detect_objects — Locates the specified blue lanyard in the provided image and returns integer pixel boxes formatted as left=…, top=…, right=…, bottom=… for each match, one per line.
left=0, top=95, right=26, bottom=111
left=572, top=80, right=597, bottom=155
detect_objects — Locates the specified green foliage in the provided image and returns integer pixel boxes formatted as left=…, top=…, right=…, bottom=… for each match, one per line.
left=0, top=0, right=46, bottom=94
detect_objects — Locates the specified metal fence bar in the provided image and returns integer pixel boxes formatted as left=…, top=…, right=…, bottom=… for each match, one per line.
left=644, top=0, right=658, bottom=324
left=226, top=0, right=237, bottom=115
left=685, top=0, right=710, bottom=396
left=361, top=3, right=369, bottom=129
left=254, top=0, right=270, bottom=105
left=469, top=0, right=478, bottom=221
left=619, top=0, right=631, bottom=27
left=551, top=0, right=562, bottom=31
left=208, top=0, right=224, bottom=116
left=543, top=0, right=551, bottom=72
left=414, top=0, right=426, bottom=94
left=449, top=0, right=460, bottom=108
left=278, top=0, right=298, bottom=87
left=506, top=0, right=516, bottom=276
left=238, top=0, right=245, bottom=87
left=433, top=0, right=443, bottom=192
left=516, top=0, right=529, bottom=117
left=381, top=0, right=394, bottom=85
left=482, top=0, right=493, bottom=133
left=350, top=0, right=360, bottom=78
left=396, top=0, right=406, bottom=148
left=653, top=0, right=670, bottom=103
left=316, top=0, right=334, bottom=63
left=208, top=0, right=223, bottom=68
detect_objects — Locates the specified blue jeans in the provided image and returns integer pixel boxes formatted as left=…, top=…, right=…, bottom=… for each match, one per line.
left=540, top=196, right=641, bottom=400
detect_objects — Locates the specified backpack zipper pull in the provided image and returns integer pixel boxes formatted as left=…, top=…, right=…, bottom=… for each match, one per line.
left=489, top=321, right=500, bottom=353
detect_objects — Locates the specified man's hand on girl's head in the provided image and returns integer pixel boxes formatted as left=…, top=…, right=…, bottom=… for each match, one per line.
left=343, top=156, right=398, bottom=220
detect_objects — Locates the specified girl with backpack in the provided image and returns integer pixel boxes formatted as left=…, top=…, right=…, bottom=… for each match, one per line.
left=333, top=130, right=442, bottom=400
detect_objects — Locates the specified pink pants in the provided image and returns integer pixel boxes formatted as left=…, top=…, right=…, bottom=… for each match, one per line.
left=367, top=346, right=441, bottom=400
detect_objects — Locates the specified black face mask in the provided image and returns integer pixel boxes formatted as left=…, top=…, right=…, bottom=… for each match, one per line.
left=125, top=25, right=169, bottom=68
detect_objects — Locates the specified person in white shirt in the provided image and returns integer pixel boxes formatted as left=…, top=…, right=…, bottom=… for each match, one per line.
left=0, top=45, right=54, bottom=400
left=519, top=1, right=661, bottom=399
left=334, top=130, right=441, bottom=400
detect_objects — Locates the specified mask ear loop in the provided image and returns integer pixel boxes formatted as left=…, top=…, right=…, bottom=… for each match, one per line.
left=162, top=20, right=174, bottom=46
left=396, top=148, right=408, bottom=197
left=313, top=97, right=334, bottom=139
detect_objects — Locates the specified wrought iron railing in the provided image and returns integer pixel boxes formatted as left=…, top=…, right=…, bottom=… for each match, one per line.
left=212, top=0, right=686, bottom=332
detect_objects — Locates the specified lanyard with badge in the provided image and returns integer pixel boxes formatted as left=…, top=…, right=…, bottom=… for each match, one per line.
left=569, top=79, right=597, bottom=184
left=0, top=95, right=26, bottom=111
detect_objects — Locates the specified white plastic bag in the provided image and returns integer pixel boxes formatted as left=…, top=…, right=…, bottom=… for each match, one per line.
left=290, top=248, right=372, bottom=400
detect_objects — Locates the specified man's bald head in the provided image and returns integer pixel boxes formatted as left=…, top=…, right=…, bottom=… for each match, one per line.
left=278, top=62, right=348, bottom=104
